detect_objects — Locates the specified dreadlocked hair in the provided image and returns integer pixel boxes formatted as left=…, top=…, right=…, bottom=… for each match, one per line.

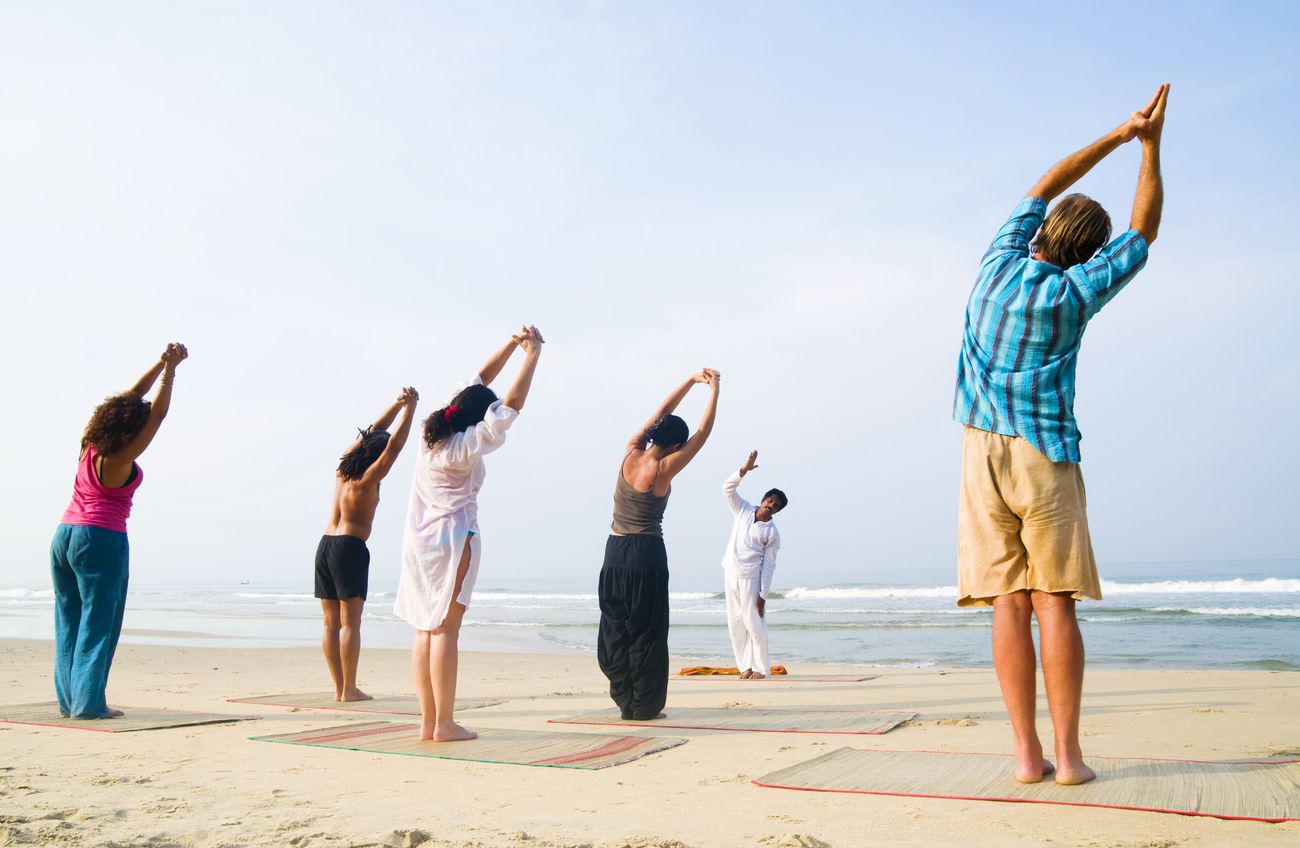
left=81, top=392, right=151, bottom=455
left=423, top=383, right=499, bottom=449
left=645, top=414, right=689, bottom=449
left=337, top=429, right=392, bottom=481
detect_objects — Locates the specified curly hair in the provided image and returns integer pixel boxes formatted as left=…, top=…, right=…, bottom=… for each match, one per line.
left=337, top=429, right=392, bottom=481
left=423, top=383, right=499, bottom=450
left=81, top=392, right=151, bottom=455
left=645, top=414, right=688, bottom=449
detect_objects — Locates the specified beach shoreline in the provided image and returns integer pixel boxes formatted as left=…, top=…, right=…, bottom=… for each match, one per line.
left=2, top=638, right=1297, bottom=847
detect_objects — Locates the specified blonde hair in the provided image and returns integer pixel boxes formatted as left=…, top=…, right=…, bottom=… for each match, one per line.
left=1035, top=194, right=1111, bottom=268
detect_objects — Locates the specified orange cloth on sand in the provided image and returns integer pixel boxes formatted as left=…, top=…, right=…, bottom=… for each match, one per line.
left=677, top=665, right=787, bottom=676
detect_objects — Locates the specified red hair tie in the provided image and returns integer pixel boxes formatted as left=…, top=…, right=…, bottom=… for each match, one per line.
left=443, top=405, right=459, bottom=423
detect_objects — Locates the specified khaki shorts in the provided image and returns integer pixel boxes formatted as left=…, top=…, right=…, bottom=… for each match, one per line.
left=957, top=427, right=1101, bottom=607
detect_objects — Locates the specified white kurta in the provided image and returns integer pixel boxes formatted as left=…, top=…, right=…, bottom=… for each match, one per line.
left=393, top=376, right=518, bottom=632
left=721, top=472, right=781, bottom=674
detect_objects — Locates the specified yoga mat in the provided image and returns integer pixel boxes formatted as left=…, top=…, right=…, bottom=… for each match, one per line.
left=549, top=707, right=914, bottom=735
left=0, top=702, right=250, bottom=733
left=753, top=747, right=1300, bottom=823
left=228, top=692, right=502, bottom=715
left=252, top=721, right=687, bottom=770
left=674, top=673, right=879, bottom=683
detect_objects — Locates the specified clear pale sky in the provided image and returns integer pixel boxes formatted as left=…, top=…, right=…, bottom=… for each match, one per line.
left=2, top=2, right=1297, bottom=590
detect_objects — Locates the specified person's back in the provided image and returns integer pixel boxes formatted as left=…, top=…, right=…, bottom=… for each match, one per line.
left=598, top=369, right=720, bottom=720
left=315, top=387, right=419, bottom=703
left=327, top=475, right=383, bottom=540
left=952, top=84, right=1168, bottom=787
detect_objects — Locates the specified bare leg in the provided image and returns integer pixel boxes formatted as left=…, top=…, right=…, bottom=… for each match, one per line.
left=320, top=599, right=344, bottom=699
left=1033, top=591, right=1094, bottom=785
left=423, top=540, right=477, bottom=742
left=412, top=630, right=435, bottom=737
left=338, top=597, right=370, bottom=701
left=993, top=591, right=1049, bottom=783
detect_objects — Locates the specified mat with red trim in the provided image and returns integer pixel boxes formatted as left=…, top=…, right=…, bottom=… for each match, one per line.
left=753, top=747, right=1300, bottom=822
left=252, top=721, right=687, bottom=769
left=0, top=702, right=250, bottom=733
left=549, top=707, right=914, bottom=735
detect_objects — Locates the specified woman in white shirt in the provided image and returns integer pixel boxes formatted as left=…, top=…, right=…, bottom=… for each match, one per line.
left=394, top=326, right=544, bottom=742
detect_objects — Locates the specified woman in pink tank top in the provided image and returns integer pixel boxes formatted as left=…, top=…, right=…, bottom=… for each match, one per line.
left=50, top=342, right=188, bottom=719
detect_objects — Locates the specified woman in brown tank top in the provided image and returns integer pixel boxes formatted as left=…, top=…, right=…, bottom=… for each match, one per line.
left=598, top=368, right=720, bottom=720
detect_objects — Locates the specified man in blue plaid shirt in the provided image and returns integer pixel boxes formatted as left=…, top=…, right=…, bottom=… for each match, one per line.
left=954, top=85, right=1169, bottom=786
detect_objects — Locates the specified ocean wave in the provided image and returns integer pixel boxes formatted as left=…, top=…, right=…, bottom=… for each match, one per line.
left=1100, top=578, right=1300, bottom=594
left=236, top=592, right=316, bottom=600
left=0, top=588, right=54, bottom=601
left=784, top=586, right=957, bottom=599
left=1150, top=606, right=1300, bottom=618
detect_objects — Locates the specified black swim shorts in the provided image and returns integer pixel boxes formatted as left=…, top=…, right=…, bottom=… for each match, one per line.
left=314, top=534, right=370, bottom=600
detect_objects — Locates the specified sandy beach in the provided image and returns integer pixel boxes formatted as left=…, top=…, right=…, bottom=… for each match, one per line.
left=0, top=639, right=1295, bottom=847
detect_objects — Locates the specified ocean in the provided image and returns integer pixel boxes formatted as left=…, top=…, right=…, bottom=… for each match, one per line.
left=3, top=559, right=1297, bottom=670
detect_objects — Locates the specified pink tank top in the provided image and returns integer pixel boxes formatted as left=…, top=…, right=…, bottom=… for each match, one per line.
left=60, top=446, right=143, bottom=534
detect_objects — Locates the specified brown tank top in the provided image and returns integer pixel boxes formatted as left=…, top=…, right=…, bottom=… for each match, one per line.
left=610, top=459, right=670, bottom=537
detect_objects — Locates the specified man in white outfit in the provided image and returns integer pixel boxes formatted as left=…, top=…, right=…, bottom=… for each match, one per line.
left=721, top=450, right=787, bottom=679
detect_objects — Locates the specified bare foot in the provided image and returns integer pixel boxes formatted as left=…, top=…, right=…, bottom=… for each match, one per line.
left=1013, top=744, right=1048, bottom=783
left=751, top=672, right=766, bottom=680
left=417, top=723, right=436, bottom=741
left=339, top=688, right=373, bottom=702
left=431, top=722, right=478, bottom=742
left=1041, top=760, right=1056, bottom=777
left=739, top=670, right=753, bottom=679
left=1054, top=762, right=1097, bottom=785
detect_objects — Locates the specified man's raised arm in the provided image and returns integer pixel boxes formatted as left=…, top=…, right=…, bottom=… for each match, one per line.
left=1130, top=84, right=1169, bottom=244
left=1026, top=84, right=1168, bottom=202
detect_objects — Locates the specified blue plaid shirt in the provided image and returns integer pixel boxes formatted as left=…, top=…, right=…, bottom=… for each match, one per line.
left=954, top=197, right=1149, bottom=462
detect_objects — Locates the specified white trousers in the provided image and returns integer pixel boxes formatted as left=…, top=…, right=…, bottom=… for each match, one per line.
left=724, top=571, right=769, bottom=675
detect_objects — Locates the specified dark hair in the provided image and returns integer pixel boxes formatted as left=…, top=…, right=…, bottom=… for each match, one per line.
left=337, top=429, right=391, bottom=481
left=1035, top=193, right=1112, bottom=268
left=81, top=392, right=151, bottom=455
left=763, top=488, right=789, bottom=511
left=424, top=383, right=499, bottom=449
left=645, top=414, right=689, bottom=449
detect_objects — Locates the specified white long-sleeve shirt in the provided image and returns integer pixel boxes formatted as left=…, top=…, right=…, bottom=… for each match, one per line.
left=720, top=471, right=781, bottom=598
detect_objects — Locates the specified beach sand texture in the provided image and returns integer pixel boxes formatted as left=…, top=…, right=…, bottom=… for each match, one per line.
left=1, top=639, right=1297, bottom=847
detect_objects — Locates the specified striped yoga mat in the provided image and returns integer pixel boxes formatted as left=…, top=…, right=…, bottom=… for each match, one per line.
left=549, top=707, right=914, bottom=735
left=253, top=721, right=687, bottom=769
left=754, top=747, right=1300, bottom=822
left=228, top=692, right=502, bottom=715
left=0, top=702, right=250, bottom=733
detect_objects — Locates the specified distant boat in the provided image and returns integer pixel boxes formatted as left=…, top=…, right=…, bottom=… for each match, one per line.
left=240, top=580, right=250, bottom=585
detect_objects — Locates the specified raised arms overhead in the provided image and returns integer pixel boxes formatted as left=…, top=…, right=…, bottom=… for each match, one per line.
left=362, top=387, right=420, bottom=483
left=115, top=342, right=189, bottom=463
left=658, top=369, right=720, bottom=478
left=500, top=325, right=544, bottom=413
left=1026, top=84, right=1169, bottom=203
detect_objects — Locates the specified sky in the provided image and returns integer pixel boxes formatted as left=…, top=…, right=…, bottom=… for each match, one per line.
left=2, top=1, right=1297, bottom=591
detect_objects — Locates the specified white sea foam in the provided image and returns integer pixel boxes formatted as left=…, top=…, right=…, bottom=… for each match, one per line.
left=1100, top=578, right=1300, bottom=594
left=0, top=588, right=54, bottom=601
left=1150, top=606, right=1300, bottom=618
left=784, top=586, right=957, bottom=599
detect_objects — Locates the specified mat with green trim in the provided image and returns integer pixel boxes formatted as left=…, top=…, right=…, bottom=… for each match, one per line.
left=252, top=721, right=687, bottom=769
left=753, top=747, right=1300, bottom=822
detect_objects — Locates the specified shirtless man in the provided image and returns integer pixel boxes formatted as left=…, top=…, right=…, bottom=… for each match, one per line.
left=316, top=386, right=419, bottom=701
